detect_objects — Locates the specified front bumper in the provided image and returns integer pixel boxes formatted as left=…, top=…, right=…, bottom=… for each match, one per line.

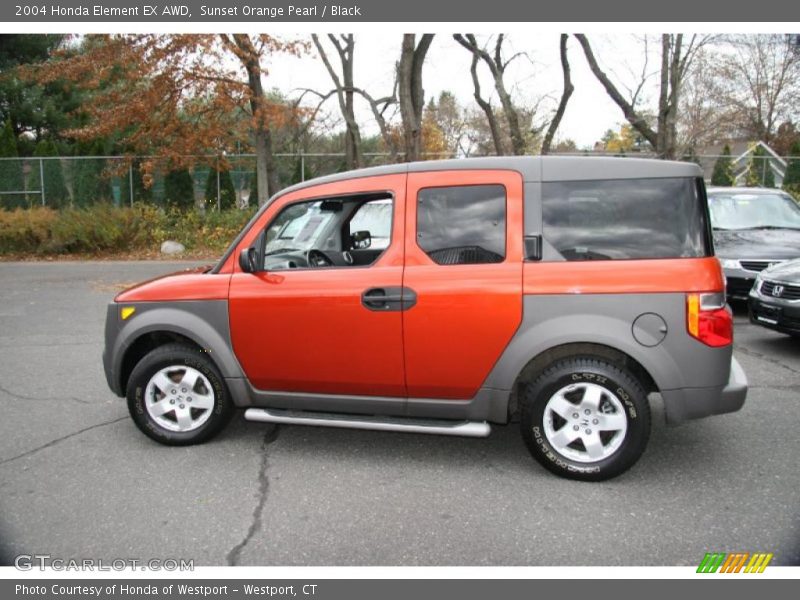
left=748, top=287, right=800, bottom=336
left=102, top=303, right=124, bottom=396
left=660, top=356, right=748, bottom=425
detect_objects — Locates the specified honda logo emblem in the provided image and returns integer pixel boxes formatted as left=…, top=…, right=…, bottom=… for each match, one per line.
left=773, top=285, right=785, bottom=298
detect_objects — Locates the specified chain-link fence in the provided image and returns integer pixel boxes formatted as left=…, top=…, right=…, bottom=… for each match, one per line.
left=0, top=152, right=794, bottom=210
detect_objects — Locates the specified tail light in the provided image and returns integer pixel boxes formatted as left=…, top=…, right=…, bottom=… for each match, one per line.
left=686, top=292, right=733, bottom=347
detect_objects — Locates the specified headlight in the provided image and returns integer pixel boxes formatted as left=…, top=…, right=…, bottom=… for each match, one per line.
left=719, top=258, right=741, bottom=269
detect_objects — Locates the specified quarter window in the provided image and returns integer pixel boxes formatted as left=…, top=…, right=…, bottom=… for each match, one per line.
left=542, top=177, right=711, bottom=261
left=417, top=184, right=507, bottom=265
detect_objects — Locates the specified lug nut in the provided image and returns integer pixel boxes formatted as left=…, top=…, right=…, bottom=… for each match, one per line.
left=171, top=389, right=177, bottom=395
left=584, top=409, right=591, bottom=415
left=573, top=425, right=579, bottom=431
left=593, top=418, right=599, bottom=425
left=179, top=404, right=185, bottom=409
left=572, top=413, right=579, bottom=419
left=169, top=399, right=175, bottom=404
left=585, top=429, right=592, bottom=435
left=187, top=397, right=192, bottom=402
left=181, top=387, right=187, bottom=393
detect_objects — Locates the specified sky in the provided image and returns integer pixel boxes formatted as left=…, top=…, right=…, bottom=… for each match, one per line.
left=265, top=33, right=653, bottom=150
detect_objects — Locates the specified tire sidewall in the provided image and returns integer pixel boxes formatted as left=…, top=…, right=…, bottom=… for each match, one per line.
left=127, top=346, right=231, bottom=445
left=522, top=359, right=650, bottom=480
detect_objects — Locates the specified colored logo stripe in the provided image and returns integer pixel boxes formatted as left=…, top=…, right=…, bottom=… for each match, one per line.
left=720, top=553, right=749, bottom=573
left=697, top=552, right=773, bottom=573
left=745, top=553, right=773, bottom=573
left=697, top=553, right=726, bottom=573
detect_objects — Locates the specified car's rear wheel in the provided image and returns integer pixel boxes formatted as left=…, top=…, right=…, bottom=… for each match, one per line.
left=126, top=343, right=234, bottom=445
left=520, top=357, right=651, bottom=481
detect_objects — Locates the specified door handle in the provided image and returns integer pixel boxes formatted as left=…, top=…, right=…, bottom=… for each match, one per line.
left=361, top=287, right=417, bottom=311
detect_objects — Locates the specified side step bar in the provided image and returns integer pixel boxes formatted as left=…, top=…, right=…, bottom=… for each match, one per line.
left=244, top=408, right=491, bottom=438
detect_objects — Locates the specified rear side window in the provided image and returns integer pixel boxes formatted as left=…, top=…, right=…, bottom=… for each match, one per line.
left=417, top=184, right=506, bottom=265
left=542, top=177, right=710, bottom=260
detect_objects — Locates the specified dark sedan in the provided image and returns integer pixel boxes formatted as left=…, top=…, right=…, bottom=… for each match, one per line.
left=748, top=258, right=800, bottom=337
left=707, top=187, right=800, bottom=300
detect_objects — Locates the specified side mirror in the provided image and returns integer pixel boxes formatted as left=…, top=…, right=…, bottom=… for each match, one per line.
left=351, top=230, right=372, bottom=250
left=239, top=247, right=259, bottom=273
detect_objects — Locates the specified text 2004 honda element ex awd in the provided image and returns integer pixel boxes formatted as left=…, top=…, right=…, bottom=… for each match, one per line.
left=103, top=157, right=747, bottom=481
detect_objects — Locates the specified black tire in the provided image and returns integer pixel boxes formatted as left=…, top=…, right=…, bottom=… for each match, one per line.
left=520, top=356, right=651, bottom=481
left=126, top=343, right=234, bottom=446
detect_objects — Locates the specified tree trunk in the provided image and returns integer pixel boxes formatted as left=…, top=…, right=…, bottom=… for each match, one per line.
left=541, top=34, right=575, bottom=155
left=453, top=34, right=526, bottom=155
left=492, top=37, right=526, bottom=155
left=312, top=34, right=363, bottom=169
left=232, top=34, right=275, bottom=206
left=665, top=34, right=683, bottom=160
left=471, top=52, right=505, bottom=155
left=398, top=34, right=434, bottom=162
left=656, top=34, right=670, bottom=157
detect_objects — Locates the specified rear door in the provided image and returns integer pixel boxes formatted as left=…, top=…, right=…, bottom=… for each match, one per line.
left=402, top=170, right=524, bottom=399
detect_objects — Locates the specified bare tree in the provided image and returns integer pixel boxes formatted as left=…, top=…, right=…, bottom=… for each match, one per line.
left=355, top=85, right=400, bottom=161
left=453, top=34, right=528, bottom=155
left=676, top=47, right=728, bottom=153
left=541, top=34, right=575, bottom=155
left=465, top=48, right=505, bottom=154
left=714, top=34, right=800, bottom=143
left=575, top=34, right=708, bottom=159
left=311, top=34, right=363, bottom=169
left=398, top=34, right=434, bottom=161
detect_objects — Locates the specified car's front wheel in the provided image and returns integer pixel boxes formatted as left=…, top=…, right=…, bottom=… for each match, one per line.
left=126, top=343, right=234, bottom=445
left=520, top=357, right=651, bottom=481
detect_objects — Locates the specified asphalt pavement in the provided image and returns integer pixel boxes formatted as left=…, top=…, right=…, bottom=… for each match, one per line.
left=0, top=261, right=798, bottom=566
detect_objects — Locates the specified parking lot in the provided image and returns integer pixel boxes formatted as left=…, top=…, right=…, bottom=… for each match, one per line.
left=0, top=260, right=798, bottom=566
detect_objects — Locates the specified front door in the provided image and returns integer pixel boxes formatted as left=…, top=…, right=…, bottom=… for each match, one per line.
left=228, top=174, right=407, bottom=398
left=402, top=170, right=524, bottom=399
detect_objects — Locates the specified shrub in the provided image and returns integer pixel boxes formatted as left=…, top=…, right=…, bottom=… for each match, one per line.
left=783, top=141, right=800, bottom=191
left=0, top=204, right=256, bottom=256
left=164, top=168, right=195, bottom=209
left=0, top=207, right=57, bottom=253
left=711, top=144, right=735, bottom=187
left=204, top=165, right=237, bottom=209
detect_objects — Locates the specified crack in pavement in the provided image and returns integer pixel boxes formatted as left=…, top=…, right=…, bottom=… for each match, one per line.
left=0, top=383, right=92, bottom=405
left=226, top=425, right=280, bottom=566
left=0, top=416, right=127, bottom=467
left=734, top=345, right=800, bottom=376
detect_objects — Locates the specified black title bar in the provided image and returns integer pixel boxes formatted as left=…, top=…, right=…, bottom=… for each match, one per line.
left=3, top=0, right=800, bottom=23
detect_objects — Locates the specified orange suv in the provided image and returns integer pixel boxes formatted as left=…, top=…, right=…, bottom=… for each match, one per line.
left=103, top=157, right=747, bottom=480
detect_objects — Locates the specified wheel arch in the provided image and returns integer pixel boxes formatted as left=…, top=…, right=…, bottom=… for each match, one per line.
left=111, top=302, right=244, bottom=396
left=506, top=342, right=658, bottom=421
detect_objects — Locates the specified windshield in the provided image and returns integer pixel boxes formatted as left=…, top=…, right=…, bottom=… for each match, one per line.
left=708, top=192, right=800, bottom=230
left=264, top=201, right=336, bottom=254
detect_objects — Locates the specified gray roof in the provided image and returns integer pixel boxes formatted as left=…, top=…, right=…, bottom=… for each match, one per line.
left=277, top=156, right=702, bottom=199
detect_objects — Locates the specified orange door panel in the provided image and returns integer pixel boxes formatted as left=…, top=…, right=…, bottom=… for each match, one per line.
left=228, top=174, right=407, bottom=397
left=402, top=170, right=524, bottom=399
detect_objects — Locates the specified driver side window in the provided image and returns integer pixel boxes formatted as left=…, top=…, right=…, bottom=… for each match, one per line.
left=263, top=195, right=393, bottom=271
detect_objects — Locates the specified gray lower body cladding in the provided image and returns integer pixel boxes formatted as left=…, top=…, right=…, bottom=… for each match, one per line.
left=480, top=293, right=746, bottom=425
left=103, top=299, right=242, bottom=397
left=103, top=293, right=747, bottom=427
